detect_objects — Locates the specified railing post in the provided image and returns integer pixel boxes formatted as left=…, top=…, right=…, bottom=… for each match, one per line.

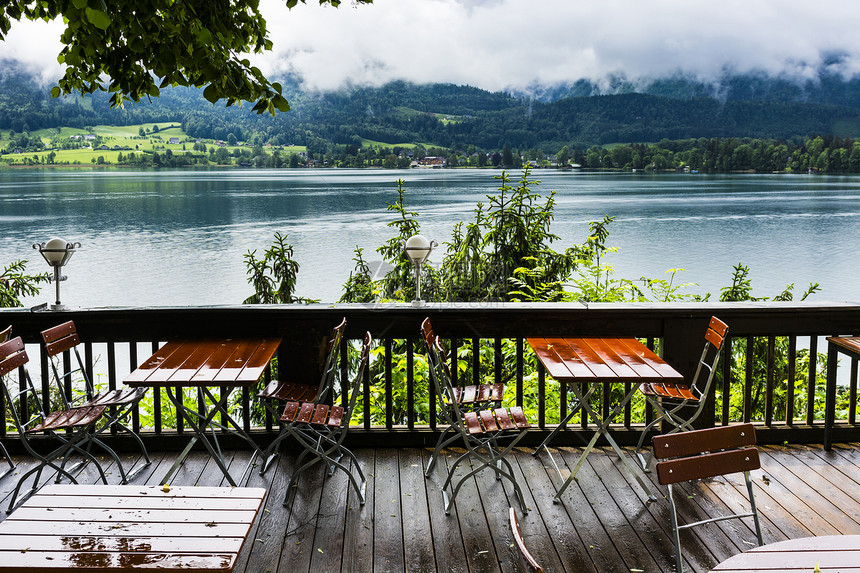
left=662, top=316, right=714, bottom=428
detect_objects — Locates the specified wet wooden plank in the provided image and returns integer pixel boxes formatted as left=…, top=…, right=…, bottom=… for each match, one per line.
left=757, top=448, right=860, bottom=532
left=342, top=449, right=375, bottom=573
left=424, top=449, right=469, bottom=573
left=278, top=456, right=326, bottom=572
left=532, top=446, right=618, bottom=572
left=124, top=341, right=187, bottom=384
left=398, top=449, right=435, bottom=573
left=306, top=452, right=349, bottom=573
left=0, top=484, right=265, bottom=572
left=234, top=451, right=297, bottom=573
left=440, top=447, right=501, bottom=573
left=586, top=449, right=699, bottom=572
left=4, top=444, right=860, bottom=573
left=373, top=448, right=405, bottom=572
left=558, top=447, right=663, bottom=572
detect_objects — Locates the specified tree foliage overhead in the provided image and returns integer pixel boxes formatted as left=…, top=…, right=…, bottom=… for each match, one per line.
left=0, top=0, right=371, bottom=114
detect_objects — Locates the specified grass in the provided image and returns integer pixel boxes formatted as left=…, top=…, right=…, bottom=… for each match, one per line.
left=1, top=122, right=309, bottom=166
left=359, top=137, right=442, bottom=150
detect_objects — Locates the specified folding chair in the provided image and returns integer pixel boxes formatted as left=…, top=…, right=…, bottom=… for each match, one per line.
left=0, top=325, right=15, bottom=480
left=420, top=318, right=505, bottom=477
left=422, top=325, right=530, bottom=514
left=635, top=316, right=729, bottom=471
left=256, top=317, right=346, bottom=474
left=0, top=336, right=127, bottom=512
left=41, top=321, right=151, bottom=479
left=654, top=423, right=763, bottom=573
left=276, top=331, right=371, bottom=506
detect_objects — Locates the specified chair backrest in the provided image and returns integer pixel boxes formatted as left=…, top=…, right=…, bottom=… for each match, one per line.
left=653, top=423, right=759, bottom=485
left=0, top=336, right=48, bottom=433
left=689, top=316, right=729, bottom=398
left=316, top=317, right=347, bottom=403
left=41, top=320, right=94, bottom=405
left=342, top=332, right=372, bottom=426
left=421, top=318, right=459, bottom=424
left=0, top=325, right=11, bottom=344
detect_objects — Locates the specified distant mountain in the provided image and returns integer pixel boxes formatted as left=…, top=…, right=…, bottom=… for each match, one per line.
left=3, top=66, right=860, bottom=151
left=517, top=69, right=860, bottom=110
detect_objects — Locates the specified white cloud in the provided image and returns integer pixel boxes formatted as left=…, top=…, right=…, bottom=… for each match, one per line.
left=254, top=0, right=860, bottom=91
left=4, top=0, right=860, bottom=93
left=0, top=18, right=65, bottom=84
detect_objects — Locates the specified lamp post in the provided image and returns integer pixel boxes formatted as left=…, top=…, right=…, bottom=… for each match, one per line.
left=33, top=238, right=80, bottom=310
left=402, top=234, right=437, bottom=306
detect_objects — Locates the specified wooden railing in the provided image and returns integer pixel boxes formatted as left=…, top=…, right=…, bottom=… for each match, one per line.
left=1, top=301, right=859, bottom=451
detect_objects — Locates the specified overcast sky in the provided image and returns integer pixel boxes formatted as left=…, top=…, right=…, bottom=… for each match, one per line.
left=3, top=0, right=860, bottom=93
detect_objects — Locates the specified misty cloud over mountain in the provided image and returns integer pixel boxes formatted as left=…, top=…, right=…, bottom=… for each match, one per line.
left=3, top=0, right=860, bottom=99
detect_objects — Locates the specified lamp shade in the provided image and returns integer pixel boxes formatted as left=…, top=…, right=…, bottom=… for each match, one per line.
left=404, top=234, right=432, bottom=262
left=42, top=237, right=70, bottom=264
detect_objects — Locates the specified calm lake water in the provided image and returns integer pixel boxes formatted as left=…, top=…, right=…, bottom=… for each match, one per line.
left=1, top=168, right=859, bottom=307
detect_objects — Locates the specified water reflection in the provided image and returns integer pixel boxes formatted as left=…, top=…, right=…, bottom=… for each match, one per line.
left=1, top=169, right=859, bottom=306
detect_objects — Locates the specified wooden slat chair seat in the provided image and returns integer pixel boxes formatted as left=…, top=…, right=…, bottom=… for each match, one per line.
left=452, top=382, right=505, bottom=405
left=256, top=317, right=347, bottom=475
left=257, top=380, right=319, bottom=402
left=639, top=382, right=697, bottom=401
left=41, top=321, right=150, bottom=480
left=635, top=316, right=729, bottom=471
left=31, top=405, right=107, bottom=432
left=279, top=401, right=345, bottom=428
left=0, top=325, right=15, bottom=480
left=422, top=321, right=531, bottom=514
left=420, top=318, right=508, bottom=477
left=0, top=336, right=126, bottom=513
left=463, top=407, right=530, bottom=435
left=654, top=423, right=763, bottom=573
left=275, top=332, right=372, bottom=507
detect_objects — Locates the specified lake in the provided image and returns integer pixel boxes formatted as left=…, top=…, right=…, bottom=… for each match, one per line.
left=1, top=168, right=859, bottom=307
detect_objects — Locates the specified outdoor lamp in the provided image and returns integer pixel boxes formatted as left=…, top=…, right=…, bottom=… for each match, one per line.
left=402, top=234, right=437, bottom=306
left=33, top=238, right=81, bottom=310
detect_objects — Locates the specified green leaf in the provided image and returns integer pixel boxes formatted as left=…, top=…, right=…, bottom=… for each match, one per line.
left=84, top=7, right=110, bottom=30
left=50, top=86, right=61, bottom=98
left=196, top=28, right=212, bottom=45
left=202, top=84, right=220, bottom=104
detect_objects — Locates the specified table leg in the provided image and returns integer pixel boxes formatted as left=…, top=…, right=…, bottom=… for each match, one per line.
left=533, top=384, right=593, bottom=455
left=162, top=387, right=238, bottom=486
left=551, top=383, right=656, bottom=503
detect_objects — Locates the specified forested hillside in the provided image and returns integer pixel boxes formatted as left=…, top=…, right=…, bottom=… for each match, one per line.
left=3, top=66, right=860, bottom=155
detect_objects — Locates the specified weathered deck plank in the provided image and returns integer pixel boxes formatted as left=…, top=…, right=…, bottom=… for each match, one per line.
left=0, top=444, right=858, bottom=572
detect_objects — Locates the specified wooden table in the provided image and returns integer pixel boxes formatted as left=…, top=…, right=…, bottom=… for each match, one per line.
left=825, top=336, right=860, bottom=450
left=528, top=336, right=684, bottom=503
left=125, top=338, right=281, bottom=486
left=0, top=484, right=266, bottom=572
left=710, top=535, right=860, bottom=572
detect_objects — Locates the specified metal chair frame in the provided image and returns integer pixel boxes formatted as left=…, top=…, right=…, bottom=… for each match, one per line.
left=0, top=325, right=16, bottom=480
left=420, top=318, right=505, bottom=477
left=423, top=326, right=530, bottom=514
left=277, top=332, right=372, bottom=506
left=0, top=336, right=127, bottom=513
left=635, top=316, right=728, bottom=471
left=41, top=321, right=151, bottom=479
left=256, top=317, right=346, bottom=474
left=654, top=423, right=763, bottom=573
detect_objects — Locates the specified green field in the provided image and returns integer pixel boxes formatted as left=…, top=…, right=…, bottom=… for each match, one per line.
left=1, top=123, right=307, bottom=165
left=359, top=137, right=441, bottom=150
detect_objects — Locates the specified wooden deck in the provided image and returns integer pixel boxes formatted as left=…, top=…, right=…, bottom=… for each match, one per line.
left=1, top=443, right=859, bottom=572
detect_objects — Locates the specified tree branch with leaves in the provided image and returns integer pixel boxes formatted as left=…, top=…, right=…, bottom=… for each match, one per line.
left=0, top=0, right=371, bottom=114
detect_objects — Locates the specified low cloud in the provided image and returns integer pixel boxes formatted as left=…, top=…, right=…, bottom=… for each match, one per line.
left=4, top=0, right=860, bottom=94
